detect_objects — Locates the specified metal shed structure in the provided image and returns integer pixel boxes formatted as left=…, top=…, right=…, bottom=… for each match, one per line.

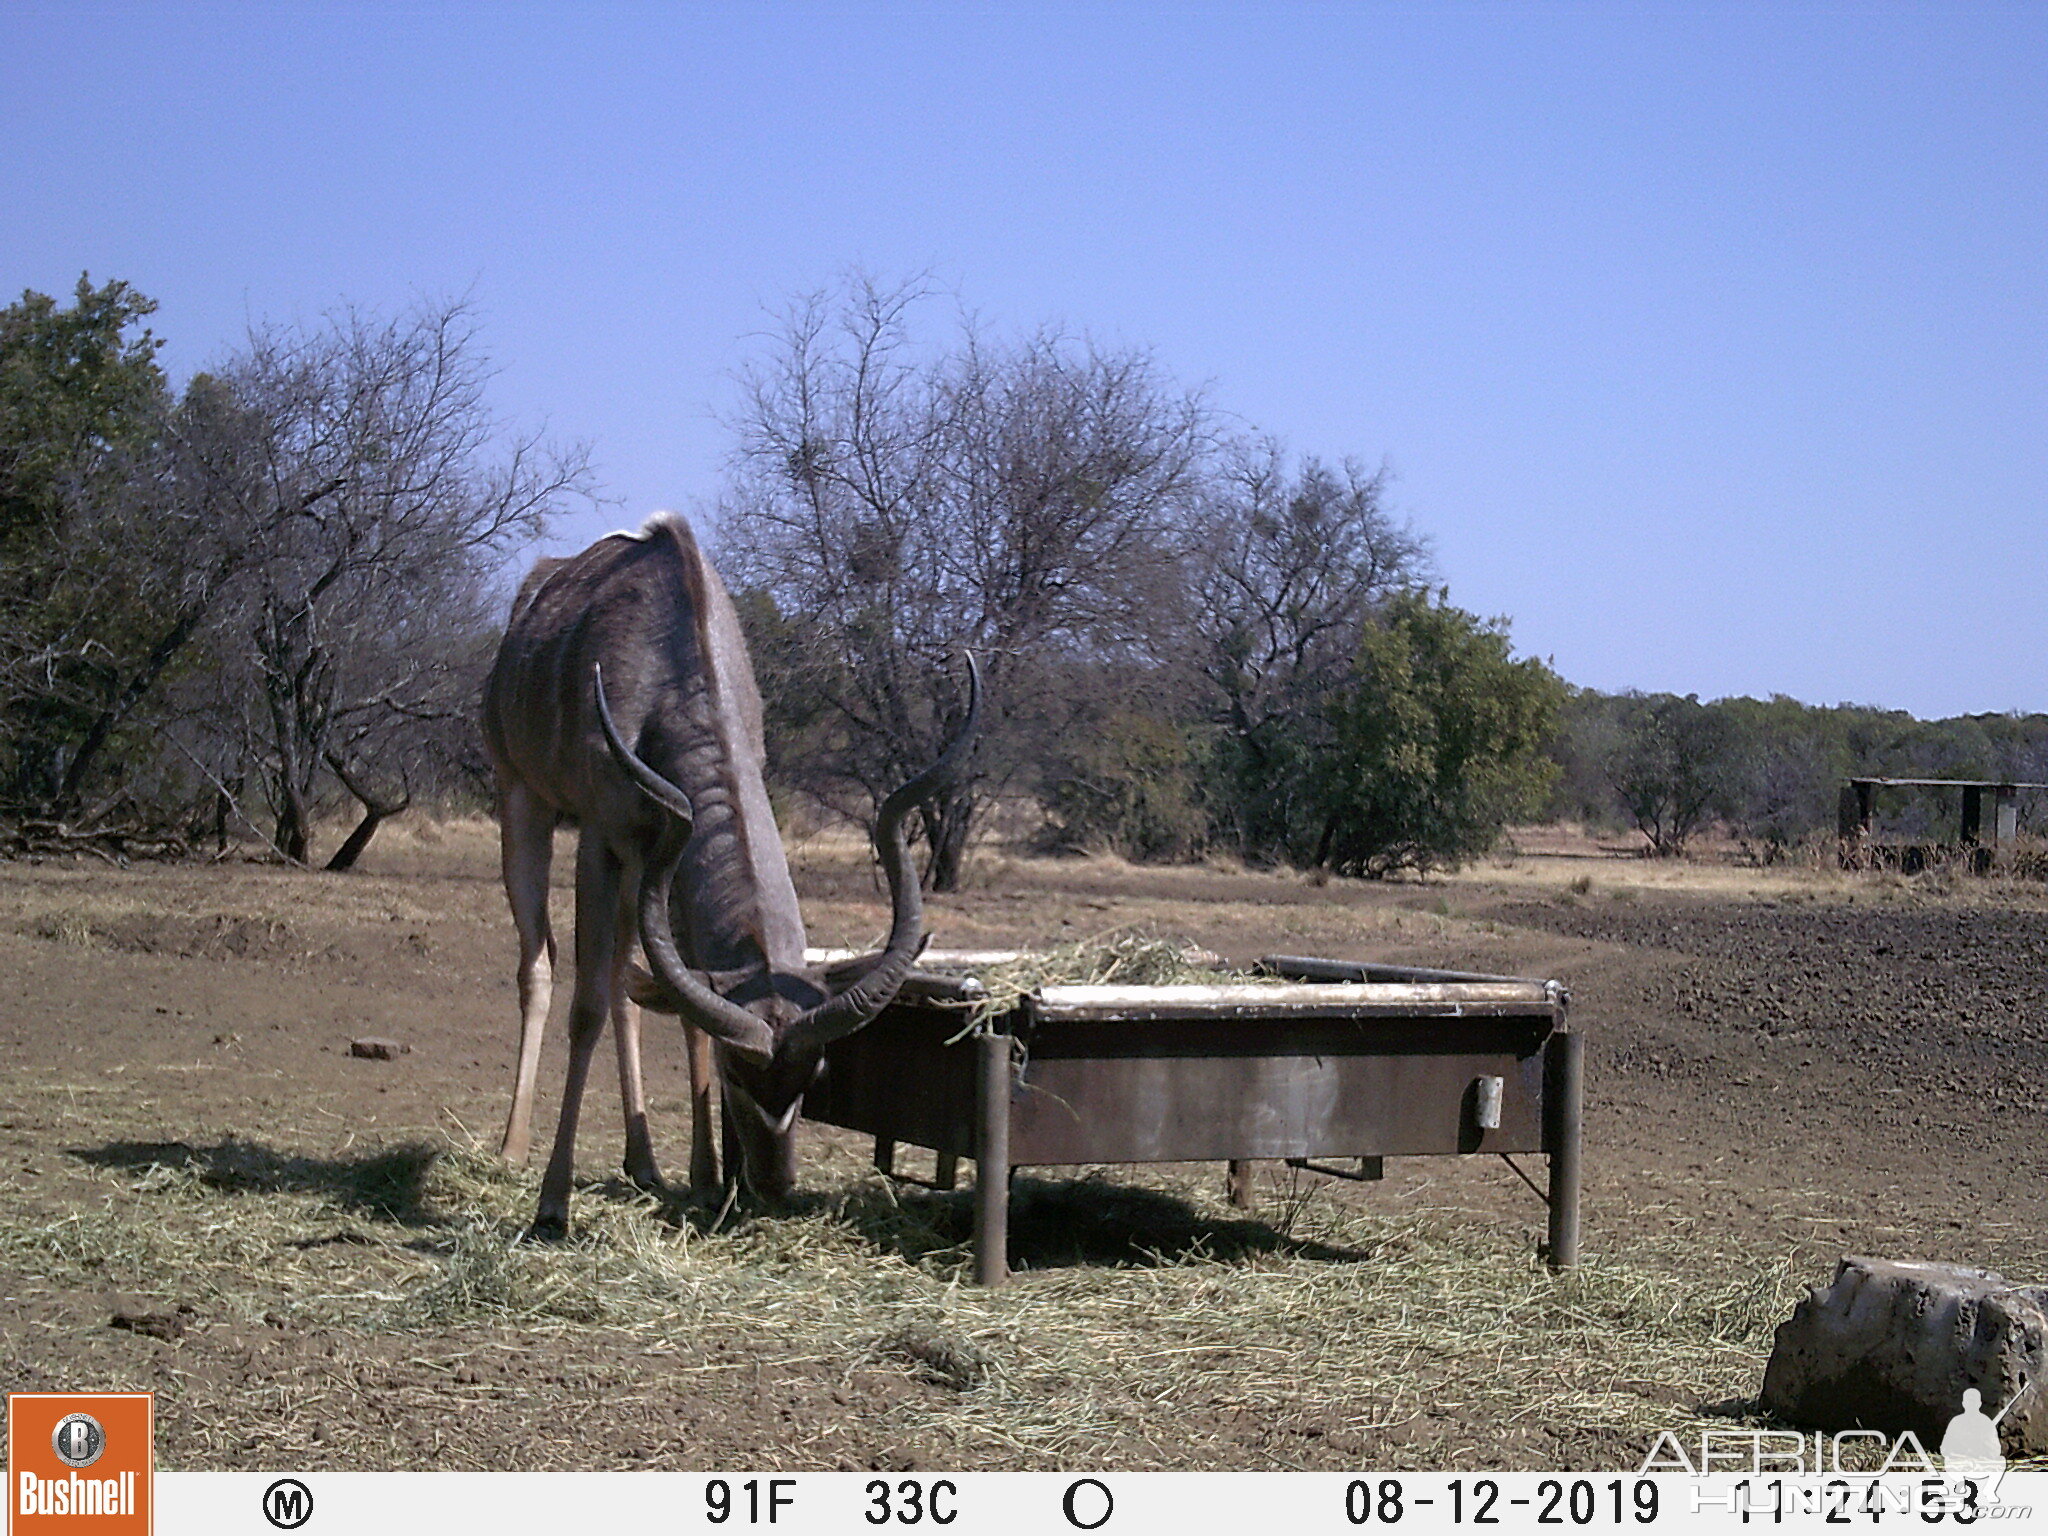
left=803, top=950, right=1580, bottom=1286
left=1838, top=777, right=2048, bottom=863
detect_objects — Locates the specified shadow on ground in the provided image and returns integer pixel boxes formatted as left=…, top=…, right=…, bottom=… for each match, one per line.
left=69, top=1137, right=445, bottom=1226
left=625, top=1171, right=1370, bottom=1274
left=69, top=1134, right=1369, bottom=1275
left=999, top=1176, right=1367, bottom=1271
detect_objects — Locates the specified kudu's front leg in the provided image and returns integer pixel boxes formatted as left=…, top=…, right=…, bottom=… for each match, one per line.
left=533, top=839, right=631, bottom=1238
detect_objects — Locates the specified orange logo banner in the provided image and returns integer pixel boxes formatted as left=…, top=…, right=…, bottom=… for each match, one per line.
left=6, top=1395, right=152, bottom=1536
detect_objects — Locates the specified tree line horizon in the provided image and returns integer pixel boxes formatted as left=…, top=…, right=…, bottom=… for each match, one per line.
left=3, top=274, right=2041, bottom=884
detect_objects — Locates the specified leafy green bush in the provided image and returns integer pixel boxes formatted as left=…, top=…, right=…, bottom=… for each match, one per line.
left=1305, top=593, right=1564, bottom=877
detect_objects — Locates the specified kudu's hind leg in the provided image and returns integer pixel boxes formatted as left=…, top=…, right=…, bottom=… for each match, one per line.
left=498, top=784, right=556, bottom=1164
left=532, top=838, right=629, bottom=1237
left=721, top=1089, right=743, bottom=1196
left=685, top=1024, right=718, bottom=1190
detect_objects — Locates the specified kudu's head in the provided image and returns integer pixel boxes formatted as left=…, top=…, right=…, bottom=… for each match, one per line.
left=596, top=653, right=981, bottom=1200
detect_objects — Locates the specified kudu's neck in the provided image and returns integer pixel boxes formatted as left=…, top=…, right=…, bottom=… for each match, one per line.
left=673, top=769, right=809, bottom=980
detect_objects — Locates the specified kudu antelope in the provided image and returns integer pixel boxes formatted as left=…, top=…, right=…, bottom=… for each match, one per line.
left=482, top=513, right=979, bottom=1235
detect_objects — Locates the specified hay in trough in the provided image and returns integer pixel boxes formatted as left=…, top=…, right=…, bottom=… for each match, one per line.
left=948, top=927, right=1276, bottom=1030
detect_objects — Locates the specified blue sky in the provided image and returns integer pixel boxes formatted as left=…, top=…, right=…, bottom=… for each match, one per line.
left=5, top=3, right=2042, bottom=718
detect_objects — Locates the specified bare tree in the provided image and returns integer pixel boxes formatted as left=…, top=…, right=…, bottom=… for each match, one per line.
left=1191, top=441, right=1431, bottom=861
left=0, top=286, right=592, bottom=854
left=45, top=372, right=282, bottom=815
left=185, top=300, right=595, bottom=862
left=1598, top=692, right=1742, bottom=856
left=717, top=275, right=1210, bottom=888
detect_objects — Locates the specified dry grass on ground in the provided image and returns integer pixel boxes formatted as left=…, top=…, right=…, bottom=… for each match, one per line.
left=6, top=818, right=2048, bottom=1469
left=0, top=1130, right=1803, bottom=1469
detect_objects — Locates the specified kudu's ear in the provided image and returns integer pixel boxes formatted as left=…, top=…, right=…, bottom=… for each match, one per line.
left=629, top=959, right=760, bottom=1011
left=820, top=932, right=932, bottom=996
left=626, top=962, right=672, bottom=1012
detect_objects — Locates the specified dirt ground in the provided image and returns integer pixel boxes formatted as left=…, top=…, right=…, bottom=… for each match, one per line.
left=3, top=820, right=2046, bottom=1472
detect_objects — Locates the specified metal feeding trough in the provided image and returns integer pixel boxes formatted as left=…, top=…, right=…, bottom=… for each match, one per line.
left=801, top=949, right=1582, bottom=1286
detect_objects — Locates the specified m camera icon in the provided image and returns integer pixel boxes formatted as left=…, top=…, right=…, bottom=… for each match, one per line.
left=262, top=1477, right=314, bottom=1529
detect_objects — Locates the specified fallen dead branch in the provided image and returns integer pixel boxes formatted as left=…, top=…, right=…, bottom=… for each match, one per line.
left=0, top=817, right=190, bottom=864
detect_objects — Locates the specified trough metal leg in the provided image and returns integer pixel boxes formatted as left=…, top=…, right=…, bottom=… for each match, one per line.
left=974, top=1028, right=1011, bottom=1286
left=877, top=1137, right=959, bottom=1192
left=1226, top=1159, right=1256, bottom=1209
left=1543, top=1030, right=1584, bottom=1271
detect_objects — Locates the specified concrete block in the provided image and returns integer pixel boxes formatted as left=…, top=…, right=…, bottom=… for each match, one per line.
left=1761, top=1256, right=2048, bottom=1454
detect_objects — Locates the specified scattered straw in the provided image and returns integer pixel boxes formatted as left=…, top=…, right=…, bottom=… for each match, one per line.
left=1, top=1128, right=1822, bottom=1470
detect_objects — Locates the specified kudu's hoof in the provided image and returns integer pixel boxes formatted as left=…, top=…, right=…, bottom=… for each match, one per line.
left=624, top=1163, right=666, bottom=1196
left=523, top=1211, right=571, bottom=1244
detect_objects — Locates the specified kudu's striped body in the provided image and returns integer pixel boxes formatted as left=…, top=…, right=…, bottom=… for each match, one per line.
left=482, top=514, right=976, bottom=1234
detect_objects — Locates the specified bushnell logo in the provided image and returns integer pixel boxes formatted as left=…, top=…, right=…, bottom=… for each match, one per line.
left=8, top=1393, right=152, bottom=1533
left=50, top=1413, right=106, bottom=1470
